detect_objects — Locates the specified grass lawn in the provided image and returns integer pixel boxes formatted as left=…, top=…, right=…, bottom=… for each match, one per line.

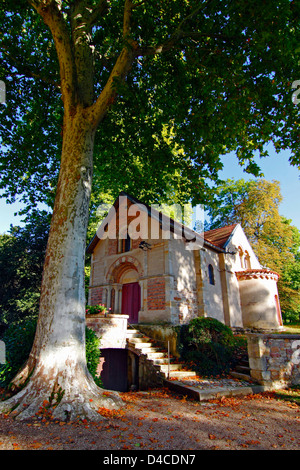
left=282, top=323, right=300, bottom=334
left=273, top=385, right=300, bottom=406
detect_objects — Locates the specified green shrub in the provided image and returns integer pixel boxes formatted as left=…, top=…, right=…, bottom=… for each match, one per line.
left=282, top=308, right=300, bottom=324
left=85, top=326, right=103, bottom=387
left=0, top=317, right=37, bottom=386
left=0, top=318, right=102, bottom=388
left=178, top=317, right=243, bottom=377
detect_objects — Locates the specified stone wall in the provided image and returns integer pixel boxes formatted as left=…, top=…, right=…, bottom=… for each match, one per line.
left=89, top=286, right=103, bottom=305
left=200, top=248, right=225, bottom=323
left=86, top=313, right=129, bottom=349
left=247, top=333, right=300, bottom=389
left=137, top=323, right=180, bottom=358
left=147, top=278, right=166, bottom=310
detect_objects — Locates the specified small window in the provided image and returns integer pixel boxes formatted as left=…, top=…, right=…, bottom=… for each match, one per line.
left=119, top=232, right=131, bottom=253
left=208, top=264, right=215, bottom=285
left=238, top=246, right=244, bottom=268
left=244, top=250, right=251, bottom=269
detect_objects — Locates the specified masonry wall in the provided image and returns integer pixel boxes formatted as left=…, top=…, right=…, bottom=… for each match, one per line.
left=147, top=278, right=166, bottom=310
left=238, top=273, right=282, bottom=331
left=247, top=333, right=300, bottom=389
left=200, top=248, right=225, bottom=323
left=168, top=237, right=198, bottom=324
left=143, top=241, right=168, bottom=322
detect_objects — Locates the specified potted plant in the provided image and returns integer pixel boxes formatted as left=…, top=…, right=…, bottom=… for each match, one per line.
left=85, top=304, right=109, bottom=316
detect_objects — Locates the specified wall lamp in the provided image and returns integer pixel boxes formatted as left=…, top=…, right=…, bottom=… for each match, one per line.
left=139, top=241, right=152, bottom=251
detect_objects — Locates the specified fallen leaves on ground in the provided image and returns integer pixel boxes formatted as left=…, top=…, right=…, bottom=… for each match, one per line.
left=0, top=388, right=299, bottom=450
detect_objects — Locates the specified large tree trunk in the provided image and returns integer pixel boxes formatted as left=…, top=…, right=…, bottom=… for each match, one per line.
left=0, top=0, right=137, bottom=421
left=0, top=110, right=123, bottom=421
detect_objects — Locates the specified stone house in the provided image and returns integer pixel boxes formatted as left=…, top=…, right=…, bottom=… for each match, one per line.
left=87, top=192, right=283, bottom=333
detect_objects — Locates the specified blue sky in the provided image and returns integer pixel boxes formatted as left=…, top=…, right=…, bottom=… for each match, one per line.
left=0, top=147, right=299, bottom=234
left=218, top=147, right=300, bottom=230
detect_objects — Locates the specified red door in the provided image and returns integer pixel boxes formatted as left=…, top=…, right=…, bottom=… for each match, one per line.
left=122, top=282, right=141, bottom=323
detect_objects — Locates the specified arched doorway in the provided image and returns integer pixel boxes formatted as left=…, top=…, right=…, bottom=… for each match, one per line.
left=108, top=260, right=142, bottom=323
left=121, top=282, right=140, bottom=323
left=120, top=268, right=141, bottom=323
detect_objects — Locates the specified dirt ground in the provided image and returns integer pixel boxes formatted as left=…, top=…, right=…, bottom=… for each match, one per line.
left=0, top=388, right=299, bottom=451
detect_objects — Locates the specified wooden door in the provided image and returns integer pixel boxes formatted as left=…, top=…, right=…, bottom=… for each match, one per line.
left=100, top=349, right=128, bottom=392
left=122, top=282, right=140, bottom=323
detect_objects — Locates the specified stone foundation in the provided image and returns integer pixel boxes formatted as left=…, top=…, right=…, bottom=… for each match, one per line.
left=247, top=333, right=300, bottom=389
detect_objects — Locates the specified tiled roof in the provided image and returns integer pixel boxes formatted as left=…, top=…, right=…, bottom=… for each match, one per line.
left=204, top=224, right=238, bottom=248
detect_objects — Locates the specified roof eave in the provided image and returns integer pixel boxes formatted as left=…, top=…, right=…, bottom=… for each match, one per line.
left=86, top=191, right=225, bottom=254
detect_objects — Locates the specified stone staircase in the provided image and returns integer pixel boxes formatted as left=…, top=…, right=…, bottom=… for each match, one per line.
left=126, top=327, right=197, bottom=380
left=230, top=356, right=252, bottom=382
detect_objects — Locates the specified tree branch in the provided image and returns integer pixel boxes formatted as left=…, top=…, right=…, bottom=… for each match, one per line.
left=2, top=49, right=60, bottom=88
left=70, top=1, right=96, bottom=107
left=27, top=0, right=77, bottom=112
left=88, top=45, right=136, bottom=129
left=86, top=0, right=138, bottom=128
left=88, top=0, right=109, bottom=27
left=136, top=0, right=220, bottom=57
left=131, top=0, right=147, bottom=8
left=123, top=0, right=133, bottom=40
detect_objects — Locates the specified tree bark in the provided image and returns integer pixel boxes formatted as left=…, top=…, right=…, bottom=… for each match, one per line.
left=0, top=0, right=139, bottom=421
left=0, top=109, right=123, bottom=421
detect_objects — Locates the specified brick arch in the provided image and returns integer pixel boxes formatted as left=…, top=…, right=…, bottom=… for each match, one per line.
left=107, top=256, right=143, bottom=283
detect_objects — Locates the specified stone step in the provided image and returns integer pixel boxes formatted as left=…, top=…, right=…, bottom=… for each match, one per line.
left=235, top=365, right=250, bottom=373
left=151, top=356, right=173, bottom=366
left=138, top=346, right=163, bottom=354
left=156, top=363, right=185, bottom=372
left=162, top=369, right=197, bottom=379
left=126, top=330, right=143, bottom=339
left=145, top=351, right=167, bottom=359
left=126, top=327, right=142, bottom=334
left=130, top=338, right=153, bottom=345
left=230, top=371, right=253, bottom=382
left=239, top=359, right=250, bottom=367
left=126, top=326, right=197, bottom=382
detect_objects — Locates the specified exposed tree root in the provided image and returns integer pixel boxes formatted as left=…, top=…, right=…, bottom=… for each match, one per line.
left=0, top=367, right=124, bottom=422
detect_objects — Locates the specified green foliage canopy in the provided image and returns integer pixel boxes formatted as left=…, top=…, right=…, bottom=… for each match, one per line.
left=0, top=0, right=300, bottom=213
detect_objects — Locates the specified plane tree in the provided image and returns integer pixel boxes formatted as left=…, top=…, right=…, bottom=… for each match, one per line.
left=0, top=0, right=299, bottom=420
